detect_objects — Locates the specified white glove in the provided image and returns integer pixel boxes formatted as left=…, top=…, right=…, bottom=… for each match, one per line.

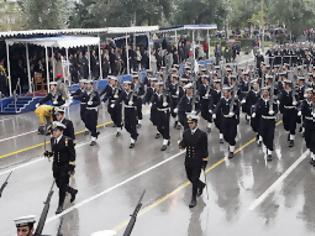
left=251, top=113, right=256, bottom=118
left=53, top=100, right=58, bottom=105
left=292, top=101, right=298, bottom=106
left=163, top=102, right=168, bottom=107
left=277, top=100, right=280, bottom=105
left=297, top=111, right=302, bottom=117
left=241, top=99, right=246, bottom=104
left=212, top=114, right=216, bottom=119
left=268, top=110, right=275, bottom=116
left=312, top=112, right=315, bottom=118
left=149, top=103, right=152, bottom=108
left=87, top=101, right=93, bottom=106
left=208, top=109, right=213, bottom=114
left=35, top=103, right=40, bottom=108
left=205, top=95, right=209, bottom=99
left=128, top=101, right=133, bottom=106
left=174, top=108, right=178, bottom=114
left=228, top=112, right=235, bottom=117
left=110, top=104, right=115, bottom=108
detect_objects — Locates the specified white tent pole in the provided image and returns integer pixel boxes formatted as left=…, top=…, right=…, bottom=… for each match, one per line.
left=25, top=43, right=32, bottom=94
left=66, top=48, right=71, bottom=85
left=87, top=46, right=91, bottom=79
left=126, top=33, right=130, bottom=74
left=207, top=29, right=211, bottom=59
left=98, top=39, right=103, bottom=79
left=52, top=47, right=55, bottom=79
left=5, top=42, right=12, bottom=96
left=192, top=30, right=196, bottom=61
left=147, top=32, right=151, bottom=70
left=45, top=46, right=50, bottom=92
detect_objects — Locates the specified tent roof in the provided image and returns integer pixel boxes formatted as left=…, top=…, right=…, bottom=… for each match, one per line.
left=106, top=26, right=159, bottom=34
left=159, top=24, right=217, bottom=33
left=5, top=36, right=100, bottom=49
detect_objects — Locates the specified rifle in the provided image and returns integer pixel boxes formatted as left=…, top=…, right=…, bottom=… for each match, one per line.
left=269, top=75, right=275, bottom=113
left=288, top=70, right=297, bottom=105
left=34, top=181, right=55, bottom=236
left=229, top=78, right=238, bottom=115
left=123, top=190, right=146, bottom=236
left=0, top=171, right=13, bottom=198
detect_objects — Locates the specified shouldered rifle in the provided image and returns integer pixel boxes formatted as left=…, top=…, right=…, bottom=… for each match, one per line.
left=289, top=70, right=297, bottom=104
left=123, top=190, right=146, bottom=236
left=269, top=75, right=276, bottom=113
left=229, top=79, right=238, bottom=115
left=0, top=171, right=12, bottom=198
left=34, top=181, right=55, bottom=236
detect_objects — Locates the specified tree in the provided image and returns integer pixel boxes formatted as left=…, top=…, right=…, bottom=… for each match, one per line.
left=0, top=0, right=23, bottom=31
left=18, top=0, right=69, bottom=29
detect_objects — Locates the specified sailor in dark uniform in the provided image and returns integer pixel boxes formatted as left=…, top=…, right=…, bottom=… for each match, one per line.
left=169, top=74, right=184, bottom=129
left=132, top=74, right=145, bottom=128
left=199, top=75, right=213, bottom=133
left=152, top=82, right=171, bottom=151
left=298, top=88, right=315, bottom=166
left=210, top=78, right=224, bottom=143
left=84, top=80, right=101, bottom=146
left=44, top=121, right=78, bottom=214
left=214, top=86, right=240, bottom=159
left=101, top=76, right=123, bottom=137
left=14, top=215, right=36, bottom=236
left=279, top=79, right=298, bottom=147
left=117, top=80, right=139, bottom=148
left=54, top=107, right=75, bottom=141
left=179, top=114, right=208, bottom=208
left=252, top=86, right=278, bottom=161
left=71, top=79, right=88, bottom=134
left=245, top=79, right=262, bottom=145
left=146, top=78, right=160, bottom=138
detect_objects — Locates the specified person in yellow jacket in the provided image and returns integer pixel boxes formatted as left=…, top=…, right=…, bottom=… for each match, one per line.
left=34, top=104, right=55, bottom=134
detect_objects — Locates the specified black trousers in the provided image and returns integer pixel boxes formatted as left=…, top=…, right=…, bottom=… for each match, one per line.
left=200, top=99, right=212, bottom=122
left=170, top=99, right=179, bottom=118
left=157, top=110, right=170, bottom=140
left=124, top=108, right=138, bottom=140
left=221, top=117, right=237, bottom=146
left=53, top=165, right=76, bottom=207
left=214, top=113, right=222, bottom=133
left=80, top=105, right=86, bottom=125
left=304, top=121, right=315, bottom=151
left=108, top=104, right=122, bottom=128
left=150, top=106, right=158, bottom=127
left=260, top=118, right=275, bottom=151
left=185, top=159, right=203, bottom=197
left=251, top=115, right=260, bottom=133
left=178, top=112, right=189, bottom=130
left=282, top=109, right=297, bottom=135
left=85, top=109, right=98, bottom=137
left=137, top=97, right=143, bottom=121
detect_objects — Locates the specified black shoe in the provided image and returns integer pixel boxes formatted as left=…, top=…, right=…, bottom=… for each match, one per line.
left=228, top=152, right=234, bottom=159
left=96, top=131, right=100, bottom=138
left=267, top=154, right=273, bottom=162
left=189, top=197, right=197, bottom=208
left=129, top=143, right=135, bottom=149
left=70, top=189, right=78, bottom=203
left=287, top=134, right=290, bottom=142
left=84, top=130, right=89, bottom=136
left=55, top=206, right=63, bottom=214
left=137, top=123, right=142, bottom=129
left=197, top=183, right=206, bottom=197
left=207, top=127, right=211, bottom=133
left=310, top=159, right=315, bottom=166
left=257, top=140, right=262, bottom=147
left=155, top=133, right=161, bottom=139
left=116, top=131, right=121, bottom=137
left=161, top=145, right=167, bottom=151
left=90, top=141, right=96, bottom=146
left=299, top=127, right=303, bottom=133
left=219, top=138, right=224, bottom=144
left=288, top=140, right=294, bottom=148
left=176, top=125, right=181, bottom=130
left=173, top=121, right=178, bottom=129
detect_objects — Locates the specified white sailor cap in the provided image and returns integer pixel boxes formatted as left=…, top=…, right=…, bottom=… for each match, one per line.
left=108, top=76, right=118, bottom=81
left=79, top=79, right=87, bottom=83
left=184, top=83, right=194, bottom=89
left=156, top=82, right=164, bottom=86
left=51, top=121, right=66, bottom=130
left=15, top=215, right=36, bottom=228
left=149, top=77, right=158, bottom=82
left=91, top=230, right=117, bottom=236
left=305, top=87, right=314, bottom=93
left=262, top=86, right=271, bottom=91
left=49, top=81, right=58, bottom=86
left=222, top=86, right=232, bottom=91
left=250, top=79, right=259, bottom=84
left=123, top=80, right=132, bottom=85
left=180, top=78, right=189, bottom=83
left=297, top=76, right=305, bottom=80
left=54, top=107, right=65, bottom=114
left=86, top=79, right=94, bottom=84
left=266, top=75, right=274, bottom=79
left=283, top=79, right=292, bottom=84
left=213, top=79, right=221, bottom=83
left=187, top=113, right=199, bottom=123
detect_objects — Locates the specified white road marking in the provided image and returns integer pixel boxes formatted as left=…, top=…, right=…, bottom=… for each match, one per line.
left=46, top=150, right=185, bottom=223
left=248, top=150, right=309, bottom=211
left=0, top=130, right=37, bottom=143
left=0, top=131, right=117, bottom=177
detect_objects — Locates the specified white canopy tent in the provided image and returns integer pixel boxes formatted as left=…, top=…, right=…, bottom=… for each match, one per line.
left=5, top=36, right=101, bottom=95
left=159, top=24, right=218, bottom=61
